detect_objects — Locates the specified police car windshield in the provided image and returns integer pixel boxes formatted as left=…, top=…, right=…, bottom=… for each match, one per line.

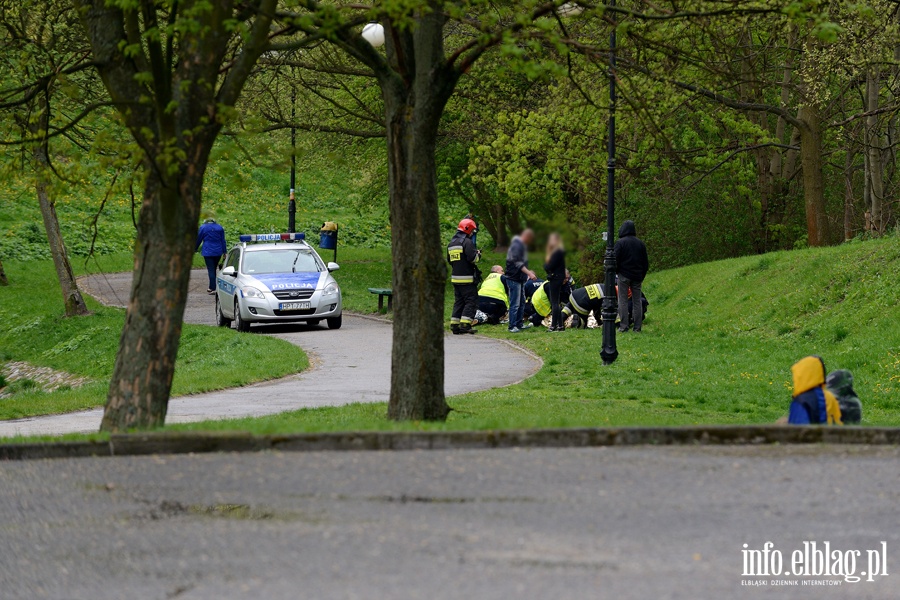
left=242, top=249, right=321, bottom=275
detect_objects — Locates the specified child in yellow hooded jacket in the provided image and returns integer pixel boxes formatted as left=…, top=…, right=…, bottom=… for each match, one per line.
left=788, top=356, right=842, bottom=425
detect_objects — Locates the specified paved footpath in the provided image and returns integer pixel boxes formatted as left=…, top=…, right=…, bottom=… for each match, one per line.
left=0, top=271, right=540, bottom=437
left=1, top=445, right=897, bottom=599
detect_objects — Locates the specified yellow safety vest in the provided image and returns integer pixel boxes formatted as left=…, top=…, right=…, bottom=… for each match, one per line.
left=531, top=282, right=551, bottom=317
left=479, top=273, right=509, bottom=308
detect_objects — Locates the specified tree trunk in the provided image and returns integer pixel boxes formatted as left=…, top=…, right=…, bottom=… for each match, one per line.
left=505, top=205, right=521, bottom=240
left=866, top=68, right=884, bottom=234
left=30, top=101, right=90, bottom=317
left=470, top=182, right=511, bottom=250
left=492, top=204, right=511, bottom=249
left=0, top=257, right=7, bottom=285
left=844, top=141, right=857, bottom=241
left=797, top=104, right=828, bottom=246
left=383, top=96, right=451, bottom=421
left=73, top=0, right=273, bottom=432
left=100, top=159, right=206, bottom=432
left=381, top=9, right=457, bottom=421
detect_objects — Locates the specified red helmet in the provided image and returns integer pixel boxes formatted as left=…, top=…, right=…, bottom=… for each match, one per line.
left=458, top=218, right=477, bottom=235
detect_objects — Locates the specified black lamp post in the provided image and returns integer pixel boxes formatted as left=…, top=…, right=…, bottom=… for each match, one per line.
left=288, top=66, right=297, bottom=234
left=600, top=0, right=618, bottom=365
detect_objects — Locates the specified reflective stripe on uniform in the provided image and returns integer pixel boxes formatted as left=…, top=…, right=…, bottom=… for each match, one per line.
left=460, top=316, right=473, bottom=324
left=447, top=245, right=464, bottom=262
left=569, top=293, right=589, bottom=316
left=452, top=276, right=475, bottom=284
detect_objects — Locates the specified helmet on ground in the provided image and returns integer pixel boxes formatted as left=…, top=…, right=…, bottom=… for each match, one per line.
left=458, top=218, right=477, bottom=235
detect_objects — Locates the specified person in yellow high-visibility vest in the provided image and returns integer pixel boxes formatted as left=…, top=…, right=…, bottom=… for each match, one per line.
left=524, top=281, right=553, bottom=327
left=475, top=266, right=509, bottom=325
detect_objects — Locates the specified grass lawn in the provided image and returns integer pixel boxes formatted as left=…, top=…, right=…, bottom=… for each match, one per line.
left=0, top=258, right=308, bottom=420
left=162, top=235, right=900, bottom=435
left=3, top=232, right=899, bottom=439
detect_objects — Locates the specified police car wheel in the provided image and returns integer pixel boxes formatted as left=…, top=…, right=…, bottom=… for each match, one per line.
left=327, top=315, right=342, bottom=330
left=215, top=296, right=231, bottom=327
left=234, top=299, right=251, bottom=332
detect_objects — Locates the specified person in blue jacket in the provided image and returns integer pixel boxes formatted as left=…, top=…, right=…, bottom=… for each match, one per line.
left=196, top=218, right=227, bottom=294
left=788, top=356, right=842, bottom=425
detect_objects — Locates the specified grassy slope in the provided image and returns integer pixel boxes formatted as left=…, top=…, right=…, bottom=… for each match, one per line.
left=0, top=259, right=308, bottom=420
left=167, top=236, right=900, bottom=434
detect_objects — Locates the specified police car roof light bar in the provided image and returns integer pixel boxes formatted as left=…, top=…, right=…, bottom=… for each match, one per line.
left=239, top=232, right=306, bottom=243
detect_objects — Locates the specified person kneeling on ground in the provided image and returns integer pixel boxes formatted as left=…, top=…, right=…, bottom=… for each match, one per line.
left=523, top=281, right=553, bottom=328
left=561, top=283, right=605, bottom=329
left=474, top=266, right=509, bottom=325
left=561, top=283, right=649, bottom=329
left=826, top=369, right=862, bottom=424
left=788, top=356, right=842, bottom=425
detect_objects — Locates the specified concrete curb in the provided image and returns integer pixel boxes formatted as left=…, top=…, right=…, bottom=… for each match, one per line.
left=2, top=425, right=900, bottom=461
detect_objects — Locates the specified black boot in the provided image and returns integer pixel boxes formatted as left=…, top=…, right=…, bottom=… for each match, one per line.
left=451, top=324, right=461, bottom=335
left=459, top=323, right=477, bottom=334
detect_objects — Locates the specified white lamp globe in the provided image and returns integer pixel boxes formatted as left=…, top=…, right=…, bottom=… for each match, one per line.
left=558, top=2, right=584, bottom=17
left=362, top=23, right=385, bottom=48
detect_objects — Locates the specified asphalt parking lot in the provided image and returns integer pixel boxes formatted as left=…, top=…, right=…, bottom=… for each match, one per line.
left=1, top=445, right=896, bottom=599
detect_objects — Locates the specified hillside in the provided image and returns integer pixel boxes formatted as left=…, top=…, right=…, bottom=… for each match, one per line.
left=640, top=237, right=900, bottom=422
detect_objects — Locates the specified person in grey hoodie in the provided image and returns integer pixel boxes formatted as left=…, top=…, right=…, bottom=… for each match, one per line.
left=505, top=228, right=537, bottom=333
left=613, top=220, right=649, bottom=332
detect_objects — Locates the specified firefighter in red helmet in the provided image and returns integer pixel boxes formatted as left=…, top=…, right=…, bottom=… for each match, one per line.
left=448, top=218, right=481, bottom=334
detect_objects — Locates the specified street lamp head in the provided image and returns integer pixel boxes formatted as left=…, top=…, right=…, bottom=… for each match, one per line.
left=557, top=2, right=584, bottom=17
left=362, top=23, right=385, bottom=48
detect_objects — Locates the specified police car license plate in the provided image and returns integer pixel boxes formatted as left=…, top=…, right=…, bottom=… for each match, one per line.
left=279, top=302, right=311, bottom=311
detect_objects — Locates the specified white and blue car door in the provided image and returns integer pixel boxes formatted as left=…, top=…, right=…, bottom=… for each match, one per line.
left=218, top=249, right=240, bottom=317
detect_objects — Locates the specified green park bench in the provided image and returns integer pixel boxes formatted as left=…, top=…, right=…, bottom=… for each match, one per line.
left=368, top=287, right=394, bottom=313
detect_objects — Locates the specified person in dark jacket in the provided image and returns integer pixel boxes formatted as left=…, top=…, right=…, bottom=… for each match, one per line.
left=196, top=218, right=227, bottom=294
left=505, top=228, right=537, bottom=333
left=613, top=220, right=649, bottom=332
left=448, top=218, right=481, bottom=334
left=543, top=232, right=566, bottom=331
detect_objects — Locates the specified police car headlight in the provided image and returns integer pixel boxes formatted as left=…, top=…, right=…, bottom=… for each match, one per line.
left=323, top=282, right=339, bottom=297
left=242, top=286, right=266, bottom=299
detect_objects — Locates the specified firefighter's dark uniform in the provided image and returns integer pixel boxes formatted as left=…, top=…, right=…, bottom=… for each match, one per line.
left=562, top=283, right=649, bottom=328
left=448, top=230, right=480, bottom=333
left=561, top=284, right=605, bottom=327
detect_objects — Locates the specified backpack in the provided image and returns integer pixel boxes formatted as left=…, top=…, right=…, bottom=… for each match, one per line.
left=826, top=370, right=862, bottom=424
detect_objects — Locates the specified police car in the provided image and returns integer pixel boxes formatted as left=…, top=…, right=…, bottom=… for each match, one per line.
left=215, top=233, right=342, bottom=332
